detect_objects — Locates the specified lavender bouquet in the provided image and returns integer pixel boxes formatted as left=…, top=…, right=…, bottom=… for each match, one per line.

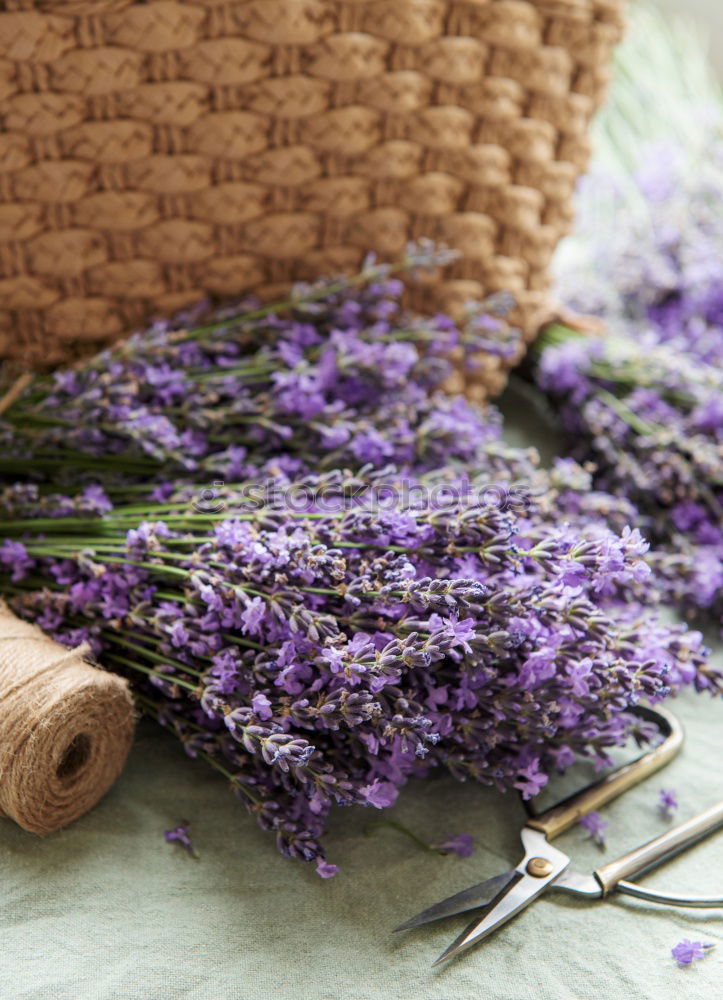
left=0, top=243, right=518, bottom=499
left=536, top=6, right=723, bottom=628
left=1, top=466, right=717, bottom=872
left=534, top=327, right=723, bottom=628
left=554, top=1, right=723, bottom=343
left=1, top=252, right=719, bottom=873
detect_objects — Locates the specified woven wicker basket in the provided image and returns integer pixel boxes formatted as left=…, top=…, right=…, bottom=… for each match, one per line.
left=0, top=0, right=624, bottom=397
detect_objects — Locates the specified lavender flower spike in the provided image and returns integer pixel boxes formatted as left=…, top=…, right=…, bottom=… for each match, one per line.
left=579, top=812, right=608, bottom=849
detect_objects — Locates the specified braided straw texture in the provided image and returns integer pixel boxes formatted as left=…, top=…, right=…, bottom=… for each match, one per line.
left=0, top=0, right=623, bottom=395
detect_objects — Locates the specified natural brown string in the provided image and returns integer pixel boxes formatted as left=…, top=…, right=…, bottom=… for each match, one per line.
left=0, top=600, right=135, bottom=835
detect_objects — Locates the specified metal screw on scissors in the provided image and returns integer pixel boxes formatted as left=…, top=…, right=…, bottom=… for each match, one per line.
left=394, top=706, right=723, bottom=967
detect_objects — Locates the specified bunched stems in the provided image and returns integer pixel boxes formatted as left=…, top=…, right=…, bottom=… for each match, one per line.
left=0, top=243, right=718, bottom=872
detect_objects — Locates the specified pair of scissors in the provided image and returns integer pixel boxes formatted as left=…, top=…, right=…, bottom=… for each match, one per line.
left=395, top=706, right=723, bottom=966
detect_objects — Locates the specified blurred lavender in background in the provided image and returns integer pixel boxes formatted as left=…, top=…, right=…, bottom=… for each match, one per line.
left=554, top=2, right=723, bottom=341
left=532, top=2, right=723, bottom=632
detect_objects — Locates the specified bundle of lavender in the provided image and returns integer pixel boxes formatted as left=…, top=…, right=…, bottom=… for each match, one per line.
left=554, top=2, right=723, bottom=344
left=534, top=328, right=723, bottom=625
left=0, top=243, right=517, bottom=498
left=536, top=6, right=723, bottom=629
left=1, top=248, right=718, bottom=872
left=2, top=468, right=718, bottom=872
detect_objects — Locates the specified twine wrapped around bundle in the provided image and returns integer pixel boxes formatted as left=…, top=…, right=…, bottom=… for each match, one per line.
left=0, top=601, right=135, bottom=835
left=0, top=0, right=624, bottom=400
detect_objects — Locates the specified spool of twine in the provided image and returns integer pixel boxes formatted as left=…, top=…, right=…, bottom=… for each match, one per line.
left=0, top=601, right=135, bottom=835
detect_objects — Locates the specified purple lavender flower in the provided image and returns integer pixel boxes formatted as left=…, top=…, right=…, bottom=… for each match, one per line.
left=251, top=693, right=273, bottom=721
left=164, top=822, right=198, bottom=859
left=514, top=759, right=548, bottom=800
left=361, top=781, right=400, bottom=810
left=315, top=859, right=339, bottom=879
left=0, top=539, right=34, bottom=582
left=671, top=940, right=714, bottom=967
left=659, top=788, right=679, bottom=820
left=431, top=834, right=474, bottom=858
left=579, top=811, right=608, bottom=849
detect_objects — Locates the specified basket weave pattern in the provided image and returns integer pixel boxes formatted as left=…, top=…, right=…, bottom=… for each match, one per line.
left=0, top=0, right=623, bottom=389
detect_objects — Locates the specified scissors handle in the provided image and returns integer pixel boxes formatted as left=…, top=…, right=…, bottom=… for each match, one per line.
left=594, top=798, right=723, bottom=896
left=526, top=706, right=683, bottom=840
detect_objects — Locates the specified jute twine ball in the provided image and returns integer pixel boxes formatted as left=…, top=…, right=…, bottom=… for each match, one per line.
left=0, top=601, right=135, bottom=835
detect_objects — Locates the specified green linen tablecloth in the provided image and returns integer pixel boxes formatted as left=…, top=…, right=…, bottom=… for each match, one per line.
left=1, top=401, right=721, bottom=1000
left=1, top=688, right=721, bottom=1000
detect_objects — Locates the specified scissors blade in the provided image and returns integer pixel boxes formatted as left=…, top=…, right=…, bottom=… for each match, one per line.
left=393, top=870, right=521, bottom=932
left=432, top=829, right=570, bottom=967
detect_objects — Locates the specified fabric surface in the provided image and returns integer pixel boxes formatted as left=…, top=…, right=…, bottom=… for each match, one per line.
left=1, top=687, right=721, bottom=1000
left=1, top=403, right=722, bottom=1000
